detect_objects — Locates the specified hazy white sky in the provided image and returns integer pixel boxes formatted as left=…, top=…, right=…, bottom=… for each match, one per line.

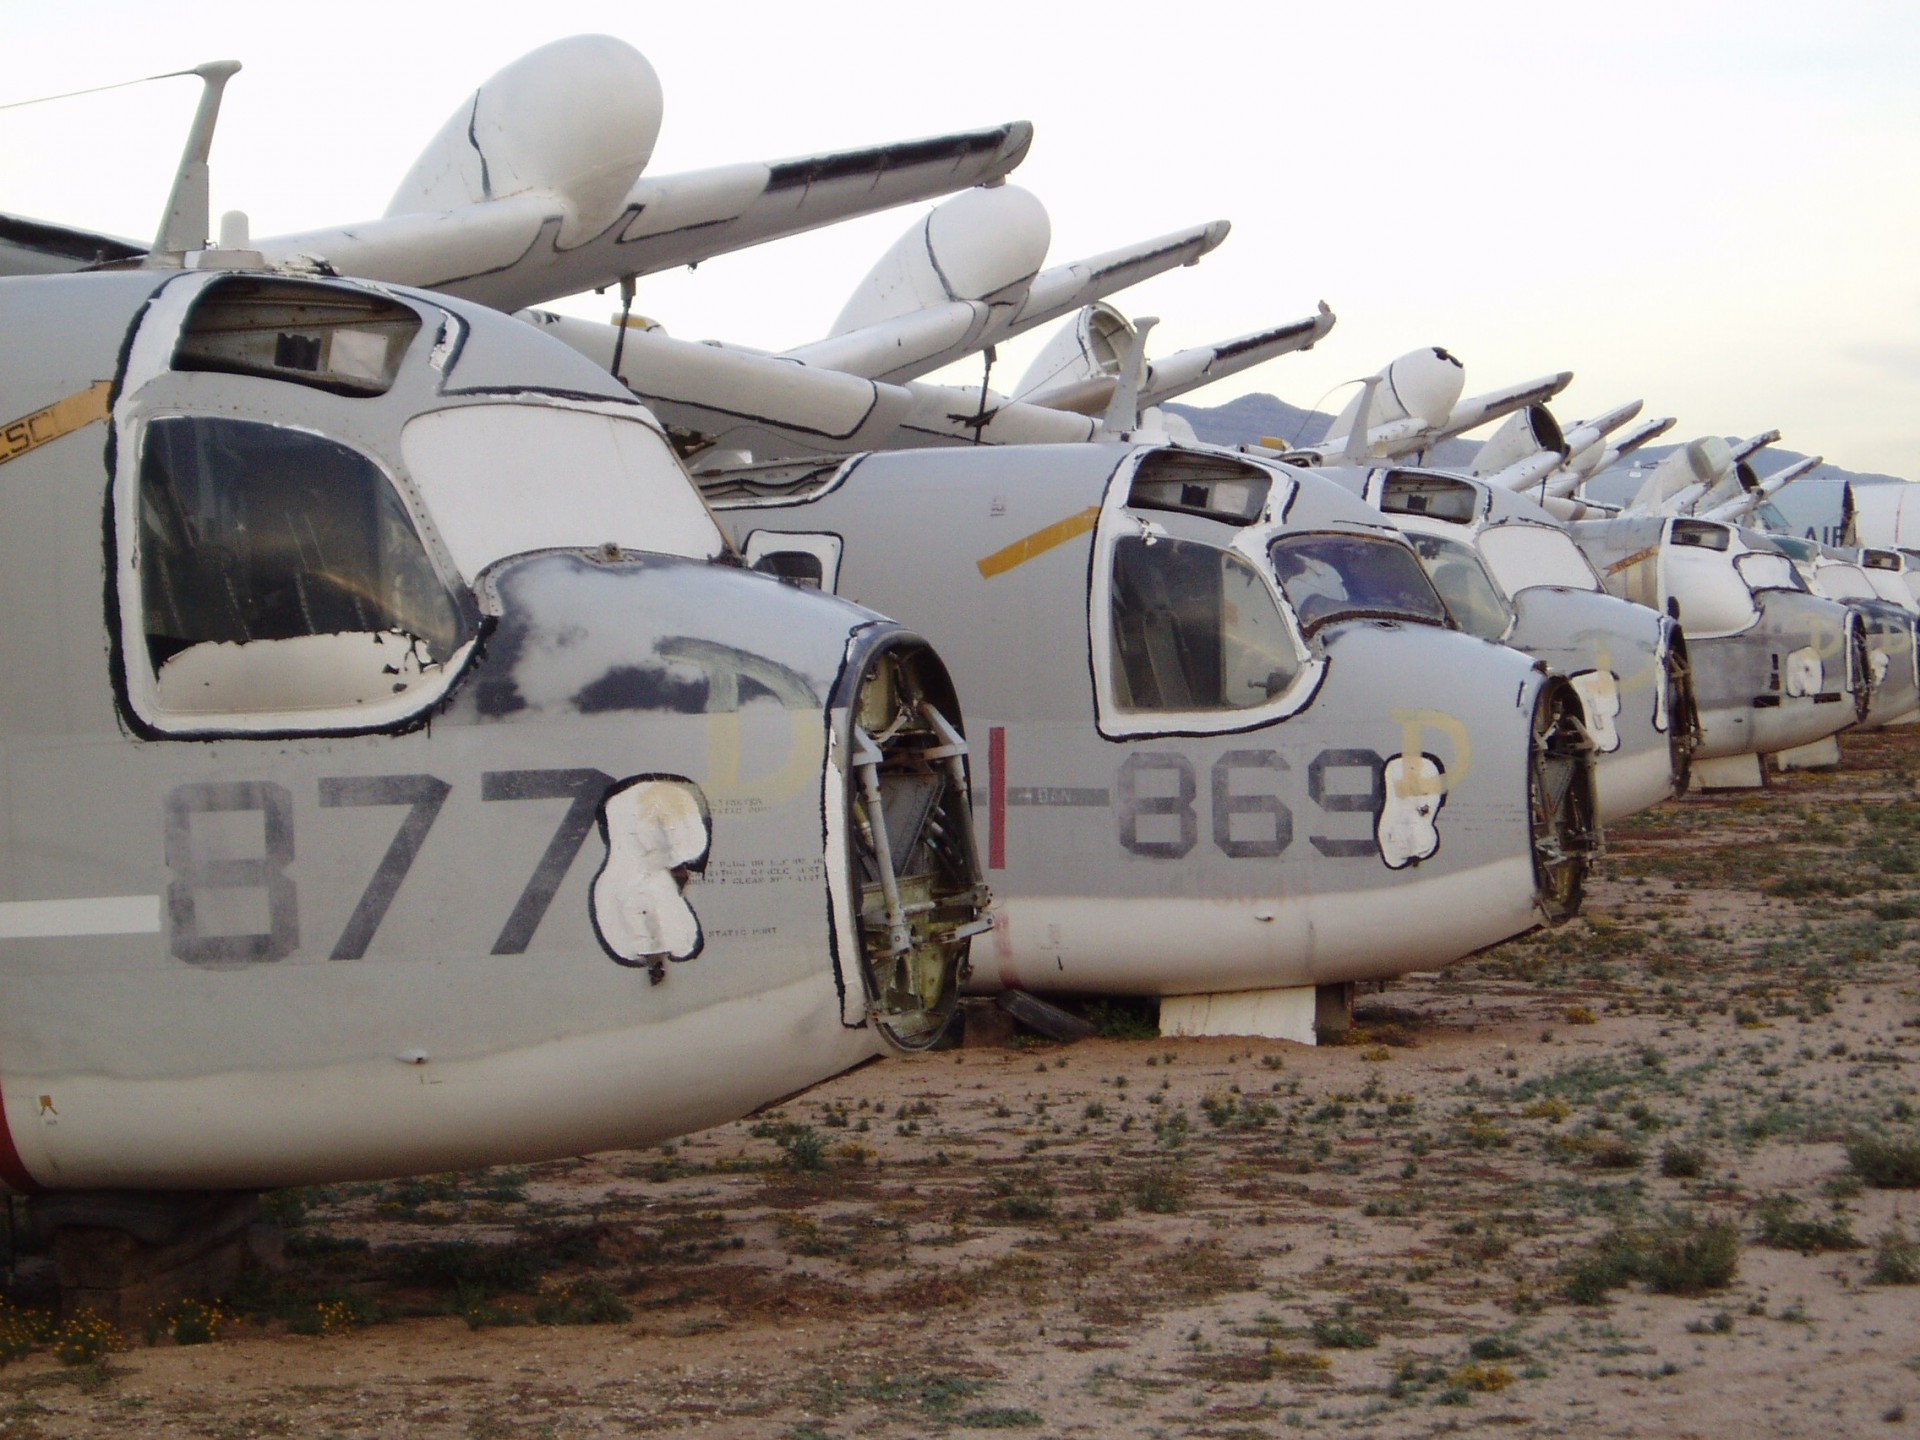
left=6, top=1, right=1918, bottom=475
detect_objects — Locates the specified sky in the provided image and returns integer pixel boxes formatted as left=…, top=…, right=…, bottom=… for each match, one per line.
left=6, top=0, right=1919, bottom=477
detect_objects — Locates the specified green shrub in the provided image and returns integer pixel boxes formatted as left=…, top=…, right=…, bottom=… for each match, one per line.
left=1869, top=1221, right=1920, bottom=1285
left=1755, top=1195, right=1862, bottom=1254
left=1563, top=1211, right=1740, bottom=1301
left=1847, top=1134, right=1920, bottom=1188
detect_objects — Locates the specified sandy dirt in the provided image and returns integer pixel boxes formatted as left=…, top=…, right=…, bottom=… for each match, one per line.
left=4, top=732, right=1920, bottom=1439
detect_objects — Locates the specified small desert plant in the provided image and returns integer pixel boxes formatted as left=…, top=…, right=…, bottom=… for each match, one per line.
left=1847, top=1134, right=1920, bottom=1189
left=1754, top=1195, right=1862, bottom=1254
left=1309, top=1305, right=1377, bottom=1349
left=1564, top=1211, right=1740, bottom=1302
left=1868, top=1220, right=1920, bottom=1285
left=1659, top=1143, right=1706, bottom=1179
left=1083, top=998, right=1158, bottom=1040
left=53, top=1310, right=123, bottom=1366
left=987, top=1168, right=1055, bottom=1221
left=533, top=1280, right=632, bottom=1325
left=1132, top=1161, right=1190, bottom=1214
left=164, top=1298, right=228, bottom=1346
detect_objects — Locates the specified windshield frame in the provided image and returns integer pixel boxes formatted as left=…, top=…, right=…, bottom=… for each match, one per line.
left=1088, top=500, right=1324, bottom=740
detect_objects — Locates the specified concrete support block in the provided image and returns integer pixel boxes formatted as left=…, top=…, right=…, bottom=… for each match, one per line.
left=1161, top=986, right=1317, bottom=1044
left=1692, top=753, right=1766, bottom=790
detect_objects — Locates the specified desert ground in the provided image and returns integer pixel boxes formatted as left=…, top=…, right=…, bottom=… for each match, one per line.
left=4, top=731, right=1920, bottom=1440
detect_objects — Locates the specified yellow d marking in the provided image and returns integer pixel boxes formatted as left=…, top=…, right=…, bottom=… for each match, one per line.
left=1392, top=708, right=1473, bottom=797
left=976, top=506, right=1102, bottom=579
left=0, top=381, right=112, bottom=469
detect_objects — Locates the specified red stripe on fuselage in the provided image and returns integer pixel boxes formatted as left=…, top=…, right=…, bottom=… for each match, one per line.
left=988, top=727, right=1007, bottom=870
left=0, top=1075, right=40, bottom=1194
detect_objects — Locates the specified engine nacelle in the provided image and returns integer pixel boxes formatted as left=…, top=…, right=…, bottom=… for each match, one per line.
left=1472, top=403, right=1565, bottom=479
left=830, top=184, right=1050, bottom=337
left=386, top=35, right=664, bottom=244
left=1325, top=347, right=1464, bottom=444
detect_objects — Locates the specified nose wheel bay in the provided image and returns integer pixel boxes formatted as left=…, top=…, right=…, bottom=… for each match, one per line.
left=1530, top=676, right=1600, bottom=924
left=846, top=644, right=991, bottom=1051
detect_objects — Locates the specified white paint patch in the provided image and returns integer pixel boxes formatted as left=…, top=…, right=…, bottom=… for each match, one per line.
left=1568, top=669, right=1622, bottom=753
left=591, top=779, right=711, bottom=965
left=1785, top=647, right=1824, bottom=697
left=1377, top=752, right=1445, bottom=869
left=0, top=896, right=162, bottom=939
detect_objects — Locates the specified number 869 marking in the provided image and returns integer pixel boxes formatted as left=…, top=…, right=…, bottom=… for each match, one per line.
left=163, top=770, right=609, bottom=967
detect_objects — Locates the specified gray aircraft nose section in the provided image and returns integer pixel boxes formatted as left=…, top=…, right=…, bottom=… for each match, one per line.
left=439, top=551, right=866, bottom=726
left=1507, top=587, right=1691, bottom=819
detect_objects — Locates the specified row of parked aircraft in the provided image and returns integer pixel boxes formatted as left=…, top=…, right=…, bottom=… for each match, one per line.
left=2, top=35, right=1912, bottom=1311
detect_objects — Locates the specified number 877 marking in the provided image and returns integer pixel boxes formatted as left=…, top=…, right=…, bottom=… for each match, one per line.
left=164, top=770, right=611, bottom=966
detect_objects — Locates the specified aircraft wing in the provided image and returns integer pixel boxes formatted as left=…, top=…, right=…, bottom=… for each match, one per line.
left=1430, top=371, right=1574, bottom=445
left=254, top=123, right=1034, bottom=313
left=786, top=218, right=1231, bottom=385
left=0, top=212, right=146, bottom=278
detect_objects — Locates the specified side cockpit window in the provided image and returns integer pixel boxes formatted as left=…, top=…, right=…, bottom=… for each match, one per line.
left=1268, top=533, right=1449, bottom=636
left=1109, top=537, right=1299, bottom=712
left=1405, top=532, right=1511, bottom=640
left=131, top=415, right=475, bottom=727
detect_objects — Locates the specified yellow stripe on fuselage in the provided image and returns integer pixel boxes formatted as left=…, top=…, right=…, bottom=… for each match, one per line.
left=976, top=506, right=1101, bottom=579
left=0, top=381, right=112, bottom=469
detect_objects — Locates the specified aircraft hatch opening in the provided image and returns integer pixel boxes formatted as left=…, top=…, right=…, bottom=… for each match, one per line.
left=1665, top=630, right=1703, bottom=794
left=1528, top=676, right=1599, bottom=923
left=845, top=643, right=989, bottom=1051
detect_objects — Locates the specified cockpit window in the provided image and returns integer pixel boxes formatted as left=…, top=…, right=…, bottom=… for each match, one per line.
left=1477, top=524, right=1603, bottom=595
left=1109, top=536, right=1300, bottom=711
left=1734, top=551, right=1807, bottom=593
left=402, top=404, right=724, bottom=580
left=1267, top=533, right=1448, bottom=636
left=136, top=415, right=475, bottom=719
left=1405, top=532, right=1511, bottom=640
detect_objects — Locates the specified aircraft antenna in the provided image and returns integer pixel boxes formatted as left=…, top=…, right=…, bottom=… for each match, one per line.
left=0, top=66, right=217, bottom=111
left=152, top=60, right=242, bottom=257
left=610, top=275, right=638, bottom=381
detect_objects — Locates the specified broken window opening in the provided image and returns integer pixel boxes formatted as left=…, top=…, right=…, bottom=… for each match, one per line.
left=752, top=551, right=825, bottom=589
left=1670, top=520, right=1731, bottom=552
left=1405, top=532, right=1511, bottom=640
left=1379, top=470, right=1479, bottom=525
left=1267, top=533, right=1449, bottom=638
left=1125, top=452, right=1273, bottom=526
left=172, top=278, right=420, bottom=397
left=136, top=415, right=475, bottom=717
left=1108, top=537, right=1300, bottom=713
left=1734, top=551, right=1808, bottom=594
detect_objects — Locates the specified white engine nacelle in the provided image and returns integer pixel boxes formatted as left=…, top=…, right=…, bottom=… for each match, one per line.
left=830, top=184, right=1050, bottom=337
left=1325, top=347, right=1464, bottom=445
left=386, top=35, right=664, bottom=245
left=1471, top=404, right=1565, bottom=479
